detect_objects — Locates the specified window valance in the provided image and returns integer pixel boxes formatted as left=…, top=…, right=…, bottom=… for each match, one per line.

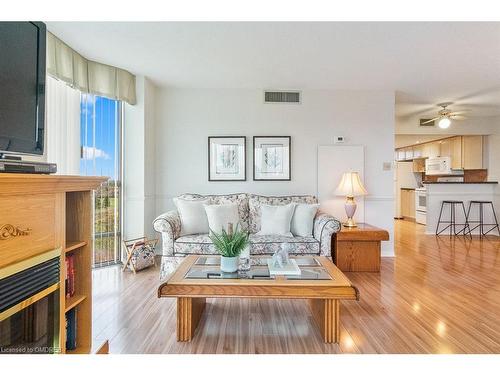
left=46, top=32, right=137, bottom=105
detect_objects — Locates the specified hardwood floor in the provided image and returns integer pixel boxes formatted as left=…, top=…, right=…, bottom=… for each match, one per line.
left=91, top=220, right=500, bottom=353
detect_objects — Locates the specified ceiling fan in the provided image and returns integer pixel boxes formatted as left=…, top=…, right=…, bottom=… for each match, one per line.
left=421, top=102, right=468, bottom=129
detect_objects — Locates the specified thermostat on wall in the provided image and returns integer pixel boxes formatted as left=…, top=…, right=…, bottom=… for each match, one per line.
left=334, top=136, right=346, bottom=144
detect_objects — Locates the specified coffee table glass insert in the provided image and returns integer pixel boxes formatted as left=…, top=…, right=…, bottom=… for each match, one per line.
left=186, top=256, right=332, bottom=280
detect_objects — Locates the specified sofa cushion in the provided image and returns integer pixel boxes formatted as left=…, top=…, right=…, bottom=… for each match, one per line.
left=249, top=234, right=319, bottom=255
left=291, top=203, right=320, bottom=237
left=174, top=233, right=320, bottom=255
left=178, top=193, right=249, bottom=230
left=173, top=197, right=210, bottom=235
left=204, top=203, right=240, bottom=233
left=257, top=203, right=296, bottom=236
left=248, top=194, right=318, bottom=233
left=174, top=234, right=217, bottom=255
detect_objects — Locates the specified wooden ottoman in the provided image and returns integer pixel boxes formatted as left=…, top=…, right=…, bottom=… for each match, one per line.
left=332, top=223, right=389, bottom=272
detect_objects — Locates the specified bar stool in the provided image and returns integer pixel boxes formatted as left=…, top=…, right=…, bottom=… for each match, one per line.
left=465, top=200, right=500, bottom=236
left=435, top=200, right=470, bottom=236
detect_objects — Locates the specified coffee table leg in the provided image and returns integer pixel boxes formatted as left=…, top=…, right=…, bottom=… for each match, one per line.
left=177, top=297, right=206, bottom=341
left=309, top=299, right=340, bottom=343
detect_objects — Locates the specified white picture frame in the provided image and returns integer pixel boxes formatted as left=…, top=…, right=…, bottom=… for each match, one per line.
left=253, top=136, right=291, bottom=181
left=208, top=136, right=246, bottom=181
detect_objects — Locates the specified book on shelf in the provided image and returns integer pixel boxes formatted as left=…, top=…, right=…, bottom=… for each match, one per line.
left=65, top=257, right=70, bottom=298
left=65, top=308, right=77, bottom=350
left=65, top=254, right=75, bottom=298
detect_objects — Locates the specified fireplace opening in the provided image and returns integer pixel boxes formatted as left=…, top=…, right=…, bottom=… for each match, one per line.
left=0, top=250, right=61, bottom=354
left=0, top=291, right=59, bottom=354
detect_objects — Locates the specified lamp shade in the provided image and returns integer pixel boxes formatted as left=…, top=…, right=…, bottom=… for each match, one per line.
left=335, top=172, right=368, bottom=197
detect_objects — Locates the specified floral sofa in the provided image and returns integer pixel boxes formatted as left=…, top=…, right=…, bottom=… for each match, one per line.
left=153, top=193, right=341, bottom=258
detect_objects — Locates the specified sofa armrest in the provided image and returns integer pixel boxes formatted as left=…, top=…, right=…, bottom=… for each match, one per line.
left=153, top=210, right=182, bottom=256
left=313, top=213, right=341, bottom=257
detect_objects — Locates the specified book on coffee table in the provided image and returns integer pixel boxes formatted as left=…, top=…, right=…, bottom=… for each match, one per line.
left=267, top=259, right=301, bottom=276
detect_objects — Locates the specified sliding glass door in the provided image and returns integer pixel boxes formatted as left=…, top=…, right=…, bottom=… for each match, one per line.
left=80, top=94, right=122, bottom=266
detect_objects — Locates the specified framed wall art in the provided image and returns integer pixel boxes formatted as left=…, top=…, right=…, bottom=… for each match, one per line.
left=208, top=136, right=246, bottom=181
left=253, top=136, right=291, bottom=181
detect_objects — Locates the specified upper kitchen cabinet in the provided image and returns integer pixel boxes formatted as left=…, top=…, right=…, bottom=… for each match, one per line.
left=395, top=146, right=422, bottom=161
left=439, top=136, right=462, bottom=169
left=395, top=135, right=484, bottom=169
left=422, top=141, right=440, bottom=158
left=462, top=135, right=483, bottom=169
left=412, top=145, right=423, bottom=158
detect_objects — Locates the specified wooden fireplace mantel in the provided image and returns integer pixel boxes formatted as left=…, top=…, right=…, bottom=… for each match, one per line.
left=0, top=173, right=108, bottom=354
left=0, top=173, right=106, bottom=196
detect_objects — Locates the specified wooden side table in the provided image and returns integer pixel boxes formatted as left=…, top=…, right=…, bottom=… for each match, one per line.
left=332, top=223, right=389, bottom=272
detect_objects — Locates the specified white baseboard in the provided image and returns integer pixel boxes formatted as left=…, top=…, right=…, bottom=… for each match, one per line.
left=381, top=249, right=395, bottom=257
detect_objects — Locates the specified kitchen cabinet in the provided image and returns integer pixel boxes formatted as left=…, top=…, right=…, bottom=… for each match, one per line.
left=405, top=148, right=414, bottom=160
left=412, top=158, right=425, bottom=172
left=439, top=136, right=462, bottom=169
left=422, top=142, right=440, bottom=158
left=413, top=145, right=423, bottom=158
left=396, top=149, right=406, bottom=161
left=462, top=135, right=483, bottom=169
left=400, top=189, right=415, bottom=219
left=395, top=135, right=483, bottom=170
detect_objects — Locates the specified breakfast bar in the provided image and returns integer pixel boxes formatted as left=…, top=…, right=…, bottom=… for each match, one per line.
left=424, top=182, right=499, bottom=235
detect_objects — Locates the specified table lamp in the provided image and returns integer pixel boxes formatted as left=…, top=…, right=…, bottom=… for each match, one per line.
left=335, top=171, right=367, bottom=227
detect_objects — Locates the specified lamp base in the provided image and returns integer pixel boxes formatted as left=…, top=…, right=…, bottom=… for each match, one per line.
left=343, top=218, right=358, bottom=227
left=343, top=196, right=358, bottom=227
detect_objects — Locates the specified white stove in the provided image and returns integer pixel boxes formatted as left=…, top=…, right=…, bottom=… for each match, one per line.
left=415, top=187, right=427, bottom=225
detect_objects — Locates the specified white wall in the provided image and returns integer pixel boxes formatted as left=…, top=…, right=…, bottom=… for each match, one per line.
left=143, top=78, right=157, bottom=240
left=123, top=76, right=157, bottom=246
left=154, top=89, right=395, bottom=256
left=485, top=132, right=500, bottom=216
left=317, top=145, right=365, bottom=225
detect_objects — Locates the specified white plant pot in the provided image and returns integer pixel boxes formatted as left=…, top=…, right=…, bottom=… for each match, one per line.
left=220, top=256, right=239, bottom=273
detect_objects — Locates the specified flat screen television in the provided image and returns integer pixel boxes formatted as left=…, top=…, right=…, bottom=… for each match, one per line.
left=0, top=21, right=46, bottom=157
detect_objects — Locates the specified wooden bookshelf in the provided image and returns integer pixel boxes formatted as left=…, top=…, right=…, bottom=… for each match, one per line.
left=62, top=190, right=95, bottom=354
left=0, top=174, right=108, bottom=355
left=65, top=241, right=87, bottom=254
left=65, top=294, right=86, bottom=312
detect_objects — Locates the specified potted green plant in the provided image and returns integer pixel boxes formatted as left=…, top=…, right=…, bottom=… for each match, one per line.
left=209, top=223, right=249, bottom=273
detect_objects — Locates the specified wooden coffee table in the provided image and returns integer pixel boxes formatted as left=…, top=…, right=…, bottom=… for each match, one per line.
left=158, top=255, right=359, bottom=343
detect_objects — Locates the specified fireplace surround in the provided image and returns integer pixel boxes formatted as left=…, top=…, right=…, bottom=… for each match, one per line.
left=0, top=249, right=61, bottom=354
left=0, top=174, right=107, bottom=354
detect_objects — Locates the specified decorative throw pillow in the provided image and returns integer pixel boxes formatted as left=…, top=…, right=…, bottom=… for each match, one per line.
left=204, top=203, right=240, bottom=234
left=173, top=198, right=210, bottom=235
left=257, top=203, right=297, bottom=236
left=291, top=204, right=320, bottom=237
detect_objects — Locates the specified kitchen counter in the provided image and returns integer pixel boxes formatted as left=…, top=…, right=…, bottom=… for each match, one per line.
left=423, top=181, right=498, bottom=184
left=424, top=182, right=499, bottom=235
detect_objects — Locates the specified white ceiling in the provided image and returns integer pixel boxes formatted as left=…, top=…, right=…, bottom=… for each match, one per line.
left=47, top=22, right=500, bottom=118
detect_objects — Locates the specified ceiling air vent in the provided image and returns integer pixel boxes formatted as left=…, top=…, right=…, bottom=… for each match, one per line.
left=419, top=118, right=435, bottom=127
left=264, top=90, right=301, bottom=104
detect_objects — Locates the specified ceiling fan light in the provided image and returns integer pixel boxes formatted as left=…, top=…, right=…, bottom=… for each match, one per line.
left=438, top=117, right=451, bottom=129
